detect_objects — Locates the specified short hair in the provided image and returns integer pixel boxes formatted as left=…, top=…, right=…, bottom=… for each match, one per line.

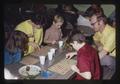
left=97, top=15, right=107, bottom=24
left=53, top=14, right=64, bottom=23
left=71, top=33, right=86, bottom=43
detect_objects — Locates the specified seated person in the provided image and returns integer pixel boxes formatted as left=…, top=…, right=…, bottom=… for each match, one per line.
left=4, top=30, right=28, bottom=64
left=90, top=14, right=115, bottom=73
left=15, top=15, right=44, bottom=56
left=66, top=33, right=101, bottom=80
left=44, top=14, right=64, bottom=45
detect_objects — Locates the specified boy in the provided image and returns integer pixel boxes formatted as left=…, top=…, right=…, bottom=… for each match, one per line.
left=66, top=33, right=101, bottom=80
left=44, top=14, right=64, bottom=45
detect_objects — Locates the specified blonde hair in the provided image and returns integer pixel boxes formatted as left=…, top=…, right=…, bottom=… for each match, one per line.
left=53, top=15, right=64, bottom=23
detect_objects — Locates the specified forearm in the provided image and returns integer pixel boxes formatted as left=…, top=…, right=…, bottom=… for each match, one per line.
left=77, top=71, right=91, bottom=80
left=72, top=66, right=91, bottom=80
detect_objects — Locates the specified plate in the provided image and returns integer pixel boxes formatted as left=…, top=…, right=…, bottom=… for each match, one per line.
left=18, top=65, right=41, bottom=77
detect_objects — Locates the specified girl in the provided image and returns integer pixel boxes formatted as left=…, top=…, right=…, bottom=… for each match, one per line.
left=4, top=30, right=28, bottom=64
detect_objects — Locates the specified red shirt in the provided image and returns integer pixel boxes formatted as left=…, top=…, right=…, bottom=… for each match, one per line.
left=75, top=43, right=101, bottom=80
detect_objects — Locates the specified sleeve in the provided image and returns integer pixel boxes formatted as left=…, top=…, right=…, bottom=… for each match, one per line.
left=103, top=31, right=115, bottom=53
left=77, top=52, right=90, bottom=73
left=93, top=32, right=101, bottom=42
left=34, top=28, right=43, bottom=45
left=38, top=28, right=43, bottom=45
left=24, top=45, right=34, bottom=56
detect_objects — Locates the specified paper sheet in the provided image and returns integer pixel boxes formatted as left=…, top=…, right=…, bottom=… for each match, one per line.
left=48, top=59, right=77, bottom=75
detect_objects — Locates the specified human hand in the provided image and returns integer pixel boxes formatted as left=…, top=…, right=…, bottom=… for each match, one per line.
left=28, top=42, right=40, bottom=51
left=66, top=52, right=77, bottom=59
left=98, top=50, right=107, bottom=59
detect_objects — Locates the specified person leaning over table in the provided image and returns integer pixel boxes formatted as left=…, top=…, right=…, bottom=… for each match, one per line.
left=4, top=30, right=28, bottom=64
left=90, top=14, right=115, bottom=72
left=44, top=14, right=64, bottom=45
left=65, top=33, right=101, bottom=80
left=15, top=15, right=44, bottom=56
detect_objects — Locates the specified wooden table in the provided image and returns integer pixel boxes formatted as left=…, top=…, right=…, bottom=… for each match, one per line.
left=5, top=45, right=76, bottom=80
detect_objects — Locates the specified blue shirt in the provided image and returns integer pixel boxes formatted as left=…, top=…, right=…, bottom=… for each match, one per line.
left=4, top=48, right=21, bottom=64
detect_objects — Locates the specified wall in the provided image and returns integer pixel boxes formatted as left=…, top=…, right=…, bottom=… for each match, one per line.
left=45, top=4, right=115, bottom=17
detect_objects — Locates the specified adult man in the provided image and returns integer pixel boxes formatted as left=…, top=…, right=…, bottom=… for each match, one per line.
left=90, top=14, right=115, bottom=72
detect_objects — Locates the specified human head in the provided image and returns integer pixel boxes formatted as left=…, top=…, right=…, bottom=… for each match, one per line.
left=70, top=33, right=86, bottom=51
left=6, top=30, right=28, bottom=53
left=84, top=4, right=104, bottom=18
left=90, top=14, right=107, bottom=32
left=53, top=14, right=64, bottom=29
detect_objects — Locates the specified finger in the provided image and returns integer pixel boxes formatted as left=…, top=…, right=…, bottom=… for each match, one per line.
left=66, top=55, right=70, bottom=59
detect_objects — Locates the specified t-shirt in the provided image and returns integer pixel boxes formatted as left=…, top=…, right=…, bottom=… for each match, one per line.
left=93, top=24, right=116, bottom=57
left=75, top=43, right=101, bottom=80
left=44, top=26, right=63, bottom=43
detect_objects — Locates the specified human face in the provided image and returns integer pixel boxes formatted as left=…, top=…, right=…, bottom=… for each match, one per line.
left=70, top=41, right=79, bottom=51
left=90, top=15, right=100, bottom=32
left=54, top=22, right=63, bottom=29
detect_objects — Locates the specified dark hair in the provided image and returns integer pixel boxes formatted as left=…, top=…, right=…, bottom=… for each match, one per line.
left=5, top=30, right=28, bottom=53
left=97, top=15, right=107, bottom=24
left=71, top=33, right=86, bottom=43
left=84, top=4, right=104, bottom=18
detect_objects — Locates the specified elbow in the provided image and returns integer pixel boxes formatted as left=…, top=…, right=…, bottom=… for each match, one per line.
left=80, top=72, right=92, bottom=80
left=85, top=75, right=92, bottom=80
left=84, top=73, right=92, bottom=80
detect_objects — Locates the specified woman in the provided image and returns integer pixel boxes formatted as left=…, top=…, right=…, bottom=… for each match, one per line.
left=15, top=15, right=44, bottom=56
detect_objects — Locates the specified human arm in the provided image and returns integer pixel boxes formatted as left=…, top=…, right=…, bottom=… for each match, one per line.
left=71, top=65, right=91, bottom=80
left=66, top=52, right=77, bottom=59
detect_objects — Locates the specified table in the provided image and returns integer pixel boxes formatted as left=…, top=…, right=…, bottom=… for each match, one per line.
left=5, top=45, right=76, bottom=80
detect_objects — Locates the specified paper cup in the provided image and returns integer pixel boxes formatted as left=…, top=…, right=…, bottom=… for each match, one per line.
left=48, top=52, right=53, bottom=60
left=58, top=41, right=63, bottom=48
left=50, top=48, right=56, bottom=54
left=39, top=56, right=45, bottom=65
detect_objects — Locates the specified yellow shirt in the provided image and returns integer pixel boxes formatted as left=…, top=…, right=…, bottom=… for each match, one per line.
left=93, top=24, right=116, bottom=57
left=15, top=20, right=43, bottom=56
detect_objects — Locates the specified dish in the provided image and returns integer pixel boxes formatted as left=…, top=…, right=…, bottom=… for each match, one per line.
left=18, top=65, right=41, bottom=77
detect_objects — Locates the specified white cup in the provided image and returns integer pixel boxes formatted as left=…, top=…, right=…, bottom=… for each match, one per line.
left=50, top=48, right=56, bottom=54
left=39, top=56, right=45, bottom=65
left=48, top=52, right=53, bottom=60
left=58, top=41, right=63, bottom=48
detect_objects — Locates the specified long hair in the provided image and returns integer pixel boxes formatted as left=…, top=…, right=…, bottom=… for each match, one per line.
left=5, top=30, right=28, bottom=53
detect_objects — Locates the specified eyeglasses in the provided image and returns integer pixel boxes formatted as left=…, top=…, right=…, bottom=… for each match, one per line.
left=91, top=21, right=98, bottom=26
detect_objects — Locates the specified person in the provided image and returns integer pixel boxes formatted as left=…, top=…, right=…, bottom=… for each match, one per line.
left=90, top=14, right=116, bottom=73
left=44, top=14, right=64, bottom=45
left=84, top=4, right=104, bottom=17
left=15, top=15, right=43, bottom=56
left=4, top=30, right=28, bottom=64
left=65, top=33, right=101, bottom=80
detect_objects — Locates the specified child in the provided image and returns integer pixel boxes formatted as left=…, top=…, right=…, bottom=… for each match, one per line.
left=66, top=33, right=101, bottom=80
left=4, top=30, right=28, bottom=64
left=44, top=14, right=64, bottom=45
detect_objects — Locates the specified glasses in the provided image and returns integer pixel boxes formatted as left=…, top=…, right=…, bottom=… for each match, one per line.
left=91, top=21, right=98, bottom=26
